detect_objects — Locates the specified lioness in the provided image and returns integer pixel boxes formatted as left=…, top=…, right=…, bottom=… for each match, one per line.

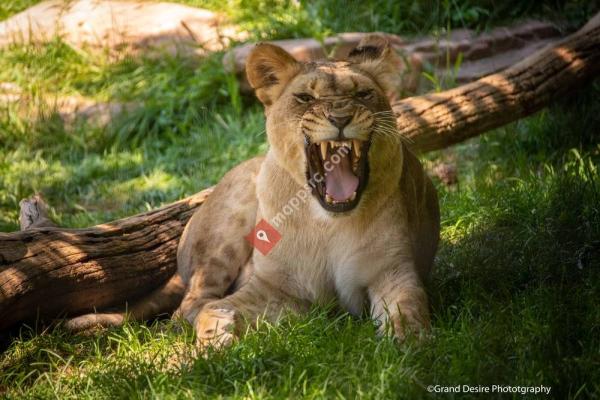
left=67, top=37, right=440, bottom=346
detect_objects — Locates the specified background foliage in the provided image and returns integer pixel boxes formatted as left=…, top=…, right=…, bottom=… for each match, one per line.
left=1, top=0, right=599, bottom=398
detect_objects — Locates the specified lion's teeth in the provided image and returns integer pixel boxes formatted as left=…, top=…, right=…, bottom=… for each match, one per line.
left=325, top=194, right=334, bottom=203
left=350, top=192, right=356, bottom=201
left=352, top=140, right=361, bottom=158
left=320, top=142, right=328, bottom=160
left=329, top=140, right=351, bottom=148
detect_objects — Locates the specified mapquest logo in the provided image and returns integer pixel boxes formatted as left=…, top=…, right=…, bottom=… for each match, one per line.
left=245, top=219, right=281, bottom=255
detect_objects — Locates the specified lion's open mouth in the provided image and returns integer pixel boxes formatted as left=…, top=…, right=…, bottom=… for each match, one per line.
left=305, top=137, right=370, bottom=212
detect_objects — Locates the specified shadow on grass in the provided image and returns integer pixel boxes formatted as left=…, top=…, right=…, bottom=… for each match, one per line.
left=428, top=155, right=599, bottom=398
left=1, top=165, right=598, bottom=398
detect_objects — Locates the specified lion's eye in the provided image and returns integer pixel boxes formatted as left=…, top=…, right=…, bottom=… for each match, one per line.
left=356, top=90, right=374, bottom=100
left=294, top=93, right=315, bottom=103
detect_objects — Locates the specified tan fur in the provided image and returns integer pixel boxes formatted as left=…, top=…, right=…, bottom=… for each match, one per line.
left=66, top=37, right=439, bottom=346
left=178, top=37, right=440, bottom=347
left=64, top=273, right=184, bottom=331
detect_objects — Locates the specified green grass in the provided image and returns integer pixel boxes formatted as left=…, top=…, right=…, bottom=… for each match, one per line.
left=0, top=0, right=41, bottom=20
left=183, top=0, right=599, bottom=39
left=1, top=0, right=599, bottom=398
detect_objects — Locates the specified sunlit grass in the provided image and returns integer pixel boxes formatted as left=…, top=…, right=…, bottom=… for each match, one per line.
left=0, top=103, right=267, bottom=230
left=1, top=133, right=599, bottom=397
left=1, top=0, right=599, bottom=398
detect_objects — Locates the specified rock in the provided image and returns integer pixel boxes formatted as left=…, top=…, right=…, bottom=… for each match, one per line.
left=405, top=20, right=561, bottom=65
left=224, top=32, right=420, bottom=94
left=414, top=20, right=563, bottom=85
left=52, top=95, right=136, bottom=127
left=432, top=162, right=458, bottom=186
left=0, top=0, right=244, bottom=58
left=19, top=194, right=56, bottom=230
left=224, top=32, right=406, bottom=74
left=0, top=82, right=21, bottom=103
left=226, top=20, right=562, bottom=94
left=0, top=81, right=136, bottom=127
left=444, top=38, right=558, bottom=84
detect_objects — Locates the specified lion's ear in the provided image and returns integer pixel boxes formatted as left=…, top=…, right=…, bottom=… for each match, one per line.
left=246, top=43, right=300, bottom=106
left=347, top=35, right=400, bottom=94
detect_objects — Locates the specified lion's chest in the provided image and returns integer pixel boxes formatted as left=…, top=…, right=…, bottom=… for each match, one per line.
left=254, top=157, right=407, bottom=315
left=256, top=212, right=401, bottom=315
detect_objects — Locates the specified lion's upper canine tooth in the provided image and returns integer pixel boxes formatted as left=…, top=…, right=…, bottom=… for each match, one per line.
left=320, top=142, right=328, bottom=160
left=352, top=140, right=361, bottom=158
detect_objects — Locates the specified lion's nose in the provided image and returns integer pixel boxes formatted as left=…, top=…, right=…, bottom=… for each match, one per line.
left=327, top=115, right=352, bottom=131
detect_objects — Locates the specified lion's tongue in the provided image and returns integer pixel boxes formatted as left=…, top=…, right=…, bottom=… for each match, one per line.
left=325, top=151, right=359, bottom=201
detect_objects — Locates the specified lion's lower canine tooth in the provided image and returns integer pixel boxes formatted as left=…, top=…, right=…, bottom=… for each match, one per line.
left=352, top=140, right=361, bottom=158
left=350, top=192, right=357, bottom=201
left=320, top=142, right=328, bottom=160
left=325, top=194, right=334, bottom=203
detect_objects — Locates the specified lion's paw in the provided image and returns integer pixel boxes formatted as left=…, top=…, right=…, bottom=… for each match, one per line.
left=195, top=307, right=236, bottom=350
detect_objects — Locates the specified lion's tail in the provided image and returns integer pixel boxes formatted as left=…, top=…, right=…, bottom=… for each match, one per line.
left=64, top=273, right=185, bottom=332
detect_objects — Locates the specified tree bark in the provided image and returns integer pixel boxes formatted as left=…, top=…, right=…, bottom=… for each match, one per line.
left=394, top=12, right=600, bottom=152
left=0, top=189, right=211, bottom=331
left=0, top=13, right=599, bottom=331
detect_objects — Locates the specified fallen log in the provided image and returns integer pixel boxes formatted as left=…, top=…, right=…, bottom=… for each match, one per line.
left=395, top=12, right=600, bottom=152
left=225, top=21, right=563, bottom=93
left=0, top=190, right=211, bottom=331
left=0, top=13, right=598, bottom=331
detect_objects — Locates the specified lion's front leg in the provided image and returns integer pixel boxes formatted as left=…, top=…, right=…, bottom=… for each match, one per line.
left=195, top=274, right=309, bottom=349
left=368, top=268, right=430, bottom=342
